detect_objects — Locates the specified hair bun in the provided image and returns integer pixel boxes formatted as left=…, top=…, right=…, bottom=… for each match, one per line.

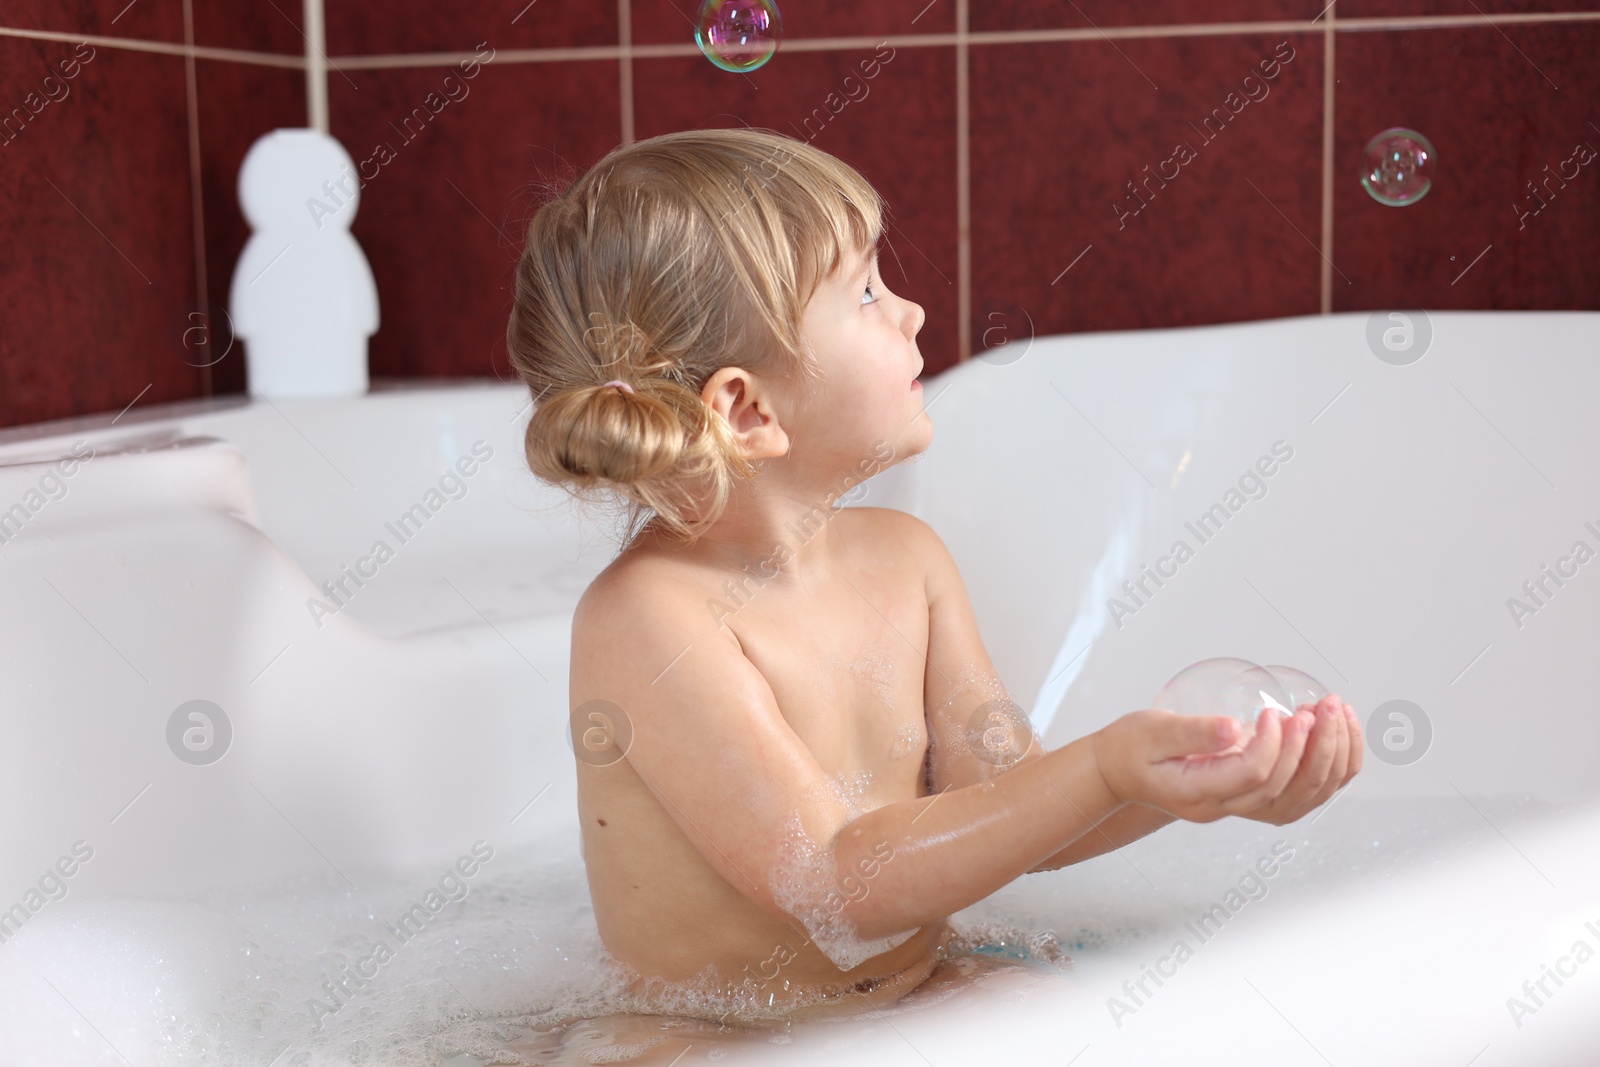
left=525, top=380, right=688, bottom=490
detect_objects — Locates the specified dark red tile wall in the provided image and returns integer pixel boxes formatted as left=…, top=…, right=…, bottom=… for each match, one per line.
left=0, top=36, right=197, bottom=426
left=1333, top=22, right=1600, bottom=309
left=972, top=32, right=1326, bottom=336
left=1, top=0, right=182, bottom=43
left=324, top=1, right=613, bottom=54
left=970, top=0, right=1325, bottom=31
left=193, top=0, right=303, bottom=54
left=2, top=4, right=1597, bottom=429
left=631, top=0, right=955, bottom=44
left=1341, top=1, right=1600, bottom=14
left=331, top=56, right=622, bottom=379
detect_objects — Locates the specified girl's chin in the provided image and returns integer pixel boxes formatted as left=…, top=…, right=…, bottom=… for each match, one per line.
left=897, top=419, right=935, bottom=459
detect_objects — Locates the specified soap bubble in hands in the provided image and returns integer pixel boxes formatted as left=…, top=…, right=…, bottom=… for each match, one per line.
left=1153, top=657, right=1329, bottom=745
left=1259, top=663, right=1330, bottom=713
left=1151, top=656, right=1285, bottom=723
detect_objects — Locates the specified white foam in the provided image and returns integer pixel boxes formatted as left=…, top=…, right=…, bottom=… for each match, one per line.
left=822, top=646, right=898, bottom=713
left=924, top=661, right=1025, bottom=769
left=889, top=722, right=924, bottom=760
left=0, top=826, right=632, bottom=1067
left=827, top=769, right=875, bottom=818
left=0, top=797, right=1531, bottom=1065
left=766, top=812, right=919, bottom=972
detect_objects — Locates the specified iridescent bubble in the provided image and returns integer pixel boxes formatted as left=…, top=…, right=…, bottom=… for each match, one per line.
left=1262, top=664, right=1329, bottom=713
left=1360, top=127, right=1435, bottom=207
left=1152, top=657, right=1294, bottom=742
left=694, top=0, right=783, bottom=73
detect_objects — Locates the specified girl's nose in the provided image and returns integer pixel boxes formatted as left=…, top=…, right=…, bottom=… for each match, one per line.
left=904, top=298, right=925, bottom=338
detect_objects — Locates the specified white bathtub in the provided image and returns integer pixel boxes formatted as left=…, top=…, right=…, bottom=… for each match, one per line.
left=1, top=310, right=1597, bottom=1065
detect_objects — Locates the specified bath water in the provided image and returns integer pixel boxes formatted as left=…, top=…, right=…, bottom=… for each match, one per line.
left=0, top=797, right=1538, bottom=1065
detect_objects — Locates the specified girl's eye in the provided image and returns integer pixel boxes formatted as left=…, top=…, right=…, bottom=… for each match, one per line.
left=861, top=283, right=878, bottom=306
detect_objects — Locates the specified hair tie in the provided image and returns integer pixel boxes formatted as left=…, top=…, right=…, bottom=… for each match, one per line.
left=602, top=379, right=634, bottom=394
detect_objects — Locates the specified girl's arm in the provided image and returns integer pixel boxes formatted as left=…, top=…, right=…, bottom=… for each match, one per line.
left=902, top=511, right=1164, bottom=876
left=906, top=510, right=1182, bottom=873
left=574, top=538, right=1291, bottom=958
left=571, top=570, right=1132, bottom=951
left=832, top=511, right=1280, bottom=927
left=1024, top=802, right=1176, bottom=872
left=907, top=509, right=1345, bottom=875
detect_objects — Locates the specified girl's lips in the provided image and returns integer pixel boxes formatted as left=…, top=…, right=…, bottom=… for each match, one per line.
left=911, top=379, right=922, bottom=391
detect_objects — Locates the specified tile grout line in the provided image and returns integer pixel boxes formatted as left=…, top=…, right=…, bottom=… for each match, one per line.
left=619, top=0, right=634, bottom=147
left=1333, top=10, right=1599, bottom=32
left=0, top=25, right=305, bottom=66
left=181, top=0, right=211, bottom=396
left=303, top=0, right=328, bottom=131
left=4, top=11, right=1597, bottom=71
left=1320, top=2, right=1337, bottom=315
left=956, top=0, right=970, bottom=363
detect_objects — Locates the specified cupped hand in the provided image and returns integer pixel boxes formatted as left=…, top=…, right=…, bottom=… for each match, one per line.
left=1237, top=694, right=1364, bottom=825
left=1093, top=705, right=1302, bottom=823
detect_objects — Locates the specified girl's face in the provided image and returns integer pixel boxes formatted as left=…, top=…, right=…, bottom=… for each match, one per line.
left=791, top=243, right=932, bottom=470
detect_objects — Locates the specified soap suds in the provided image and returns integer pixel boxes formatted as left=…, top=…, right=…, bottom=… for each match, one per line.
left=0, top=797, right=1520, bottom=1065
left=821, top=645, right=898, bottom=714
left=827, top=768, right=876, bottom=820
left=925, top=662, right=1033, bottom=768
left=890, top=722, right=924, bottom=761
left=767, top=812, right=919, bottom=972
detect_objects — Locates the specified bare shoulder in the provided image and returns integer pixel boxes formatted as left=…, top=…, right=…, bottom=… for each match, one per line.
left=843, top=505, right=933, bottom=548
left=572, top=547, right=715, bottom=651
left=844, top=506, right=950, bottom=576
left=844, top=505, right=918, bottom=534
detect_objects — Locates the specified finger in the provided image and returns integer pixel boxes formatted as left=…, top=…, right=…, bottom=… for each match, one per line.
left=1258, top=709, right=1313, bottom=803
left=1326, top=697, right=1351, bottom=787
left=1265, top=707, right=1323, bottom=810
left=1292, top=697, right=1343, bottom=805
left=1240, top=704, right=1286, bottom=762
left=1201, top=708, right=1290, bottom=811
left=1222, top=710, right=1324, bottom=819
left=1342, top=701, right=1364, bottom=782
left=1145, top=711, right=1243, bottom=760
left=1166, top=708, right=1280, bottom=796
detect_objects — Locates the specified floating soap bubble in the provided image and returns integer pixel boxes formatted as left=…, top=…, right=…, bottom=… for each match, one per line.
left=1360, top=127, right=1435, bottom=206
left=695, top=0, right=783, bottom=73
left=1262, top=664, right=1329, bottom=713
left=1152, top=657, right=1294, bottom=743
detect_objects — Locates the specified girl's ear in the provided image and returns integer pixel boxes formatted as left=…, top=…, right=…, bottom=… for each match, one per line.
left=701, top=367, right=790, bottom=462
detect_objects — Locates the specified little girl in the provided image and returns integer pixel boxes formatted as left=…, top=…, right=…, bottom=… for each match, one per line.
left=504, top=127, right=1361, bottom=1030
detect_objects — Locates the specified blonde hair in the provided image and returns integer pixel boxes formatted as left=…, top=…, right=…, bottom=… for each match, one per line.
left=506, top=127, right=885, bottom=548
